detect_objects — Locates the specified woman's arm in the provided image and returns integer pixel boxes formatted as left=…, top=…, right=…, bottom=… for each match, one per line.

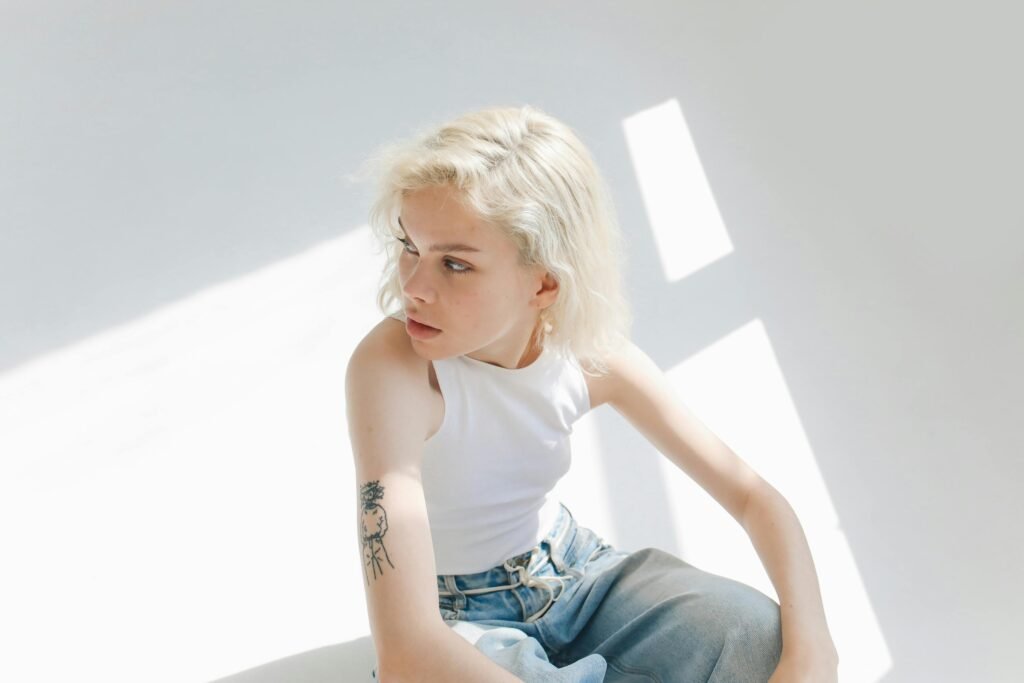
left=742, top=479, right=839, bottom=681
left=347, top=326, right=522, bottom=683
left=597, top=340, right=839, bottom=679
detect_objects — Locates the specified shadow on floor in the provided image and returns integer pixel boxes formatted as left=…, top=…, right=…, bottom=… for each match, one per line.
left=210, top=636, right=377, bottom=683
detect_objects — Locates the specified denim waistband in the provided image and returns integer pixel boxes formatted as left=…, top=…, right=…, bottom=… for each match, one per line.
left=435, top=501, right=581, bottom=622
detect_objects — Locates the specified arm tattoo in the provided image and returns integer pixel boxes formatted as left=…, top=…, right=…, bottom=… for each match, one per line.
left=360, top=479, right=395, bottom=584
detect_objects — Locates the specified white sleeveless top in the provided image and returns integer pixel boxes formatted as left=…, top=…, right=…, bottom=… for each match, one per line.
left=421, top=344, right=592, bottom=575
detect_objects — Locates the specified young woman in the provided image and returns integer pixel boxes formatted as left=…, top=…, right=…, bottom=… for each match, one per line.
left=347, top=105, right=839, bottom=682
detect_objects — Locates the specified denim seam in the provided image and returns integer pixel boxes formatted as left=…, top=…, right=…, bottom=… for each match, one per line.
left=531, top=614, right=559, bottom=659
left=543, top=537, right=623, bottom=666
left=706, top=625, right=735, bottom=682
left=511, top=586, right=529, bottom=620
left=606, top=655, right=662, bottom=682
left=525, top=563, right=585, bottom=660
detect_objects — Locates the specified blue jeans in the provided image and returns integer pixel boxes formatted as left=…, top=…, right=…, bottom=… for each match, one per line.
left=374, top=502, right=783, bottom=682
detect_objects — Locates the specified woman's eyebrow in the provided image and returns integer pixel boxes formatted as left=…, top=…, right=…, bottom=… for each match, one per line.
left=397, top=216, right=482, bottom=253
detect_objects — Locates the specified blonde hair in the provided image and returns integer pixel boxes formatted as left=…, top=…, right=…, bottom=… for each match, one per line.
left=354, top=104, right=632, bottom=376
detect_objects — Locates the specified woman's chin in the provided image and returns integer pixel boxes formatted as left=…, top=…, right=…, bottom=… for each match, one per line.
left=408, top=341, right=446, bottom=359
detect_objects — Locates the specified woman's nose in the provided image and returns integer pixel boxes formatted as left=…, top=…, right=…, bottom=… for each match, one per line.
left=401, top=261, right=435, bottom=303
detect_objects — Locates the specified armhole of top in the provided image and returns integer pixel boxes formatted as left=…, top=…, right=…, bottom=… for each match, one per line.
left=425, top=359, right=456, bottom=444
left=566, top=352, right=593, bottom=415
left=579, top=371, right=593, bottom=414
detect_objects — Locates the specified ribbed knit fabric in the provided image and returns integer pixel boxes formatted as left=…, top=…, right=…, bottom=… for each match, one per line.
left=421, top=344, right=592, bottom=575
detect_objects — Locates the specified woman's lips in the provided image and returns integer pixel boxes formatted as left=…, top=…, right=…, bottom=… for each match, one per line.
left=408, top=314, right=438, bottom=329
left=406, top=316, right=442, bottom=339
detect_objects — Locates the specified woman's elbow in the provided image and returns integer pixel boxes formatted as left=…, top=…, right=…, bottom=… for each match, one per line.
left=374, top=646, right=421, bottom=683
left=376, top=634, right=440, bottom=679
left=372, top=666, right=391, bottom=683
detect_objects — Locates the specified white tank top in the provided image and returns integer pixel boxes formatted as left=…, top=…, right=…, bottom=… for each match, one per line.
left=421, top=344, right=592, bottom=575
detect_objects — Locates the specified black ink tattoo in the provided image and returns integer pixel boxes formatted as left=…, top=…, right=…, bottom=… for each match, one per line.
left=360, top=480, right=395, bottom=583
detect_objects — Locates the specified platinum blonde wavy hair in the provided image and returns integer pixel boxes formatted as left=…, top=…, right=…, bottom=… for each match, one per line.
left=355, top=104, right=633, bottom=376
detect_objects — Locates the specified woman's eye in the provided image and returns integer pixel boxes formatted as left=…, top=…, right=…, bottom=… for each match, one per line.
left=446, top=260, right=470, bottom=273
left=396, top=237, right=471, bottom=274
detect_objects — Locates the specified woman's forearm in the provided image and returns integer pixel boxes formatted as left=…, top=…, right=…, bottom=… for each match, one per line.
left=380, top=623, right=523, bottom=683
left=741, top=479, right=839, bottom=662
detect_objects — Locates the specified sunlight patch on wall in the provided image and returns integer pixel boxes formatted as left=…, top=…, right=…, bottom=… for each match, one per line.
left=659, top=319, right=891, bottom=683
left=622, top=98, right=734, bottom=282
left=0, top=226, right=385, bottom=683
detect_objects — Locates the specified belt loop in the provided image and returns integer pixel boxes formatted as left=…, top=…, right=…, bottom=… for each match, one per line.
left=443, top=575, right=465, bottom=609
left=549, top=539, right=568, bottom=574
left=560, top=502, right=574, bottom=521
left=545, top=506, right=573, bottom=573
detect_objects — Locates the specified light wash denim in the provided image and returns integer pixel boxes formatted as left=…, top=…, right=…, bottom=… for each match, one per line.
left=373, top=502, right=782, bottom=682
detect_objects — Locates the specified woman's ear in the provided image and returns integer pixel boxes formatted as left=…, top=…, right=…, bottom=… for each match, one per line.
left=532, top=270, right=559, bottom=309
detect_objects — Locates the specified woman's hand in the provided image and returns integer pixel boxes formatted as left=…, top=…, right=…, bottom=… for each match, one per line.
left=767, top=645, right=839, bottom=683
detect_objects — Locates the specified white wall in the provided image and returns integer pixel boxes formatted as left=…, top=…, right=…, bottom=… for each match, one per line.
left=2, top=2, right=1021, bottom=682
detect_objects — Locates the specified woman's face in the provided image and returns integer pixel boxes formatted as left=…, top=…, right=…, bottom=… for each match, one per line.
left=397, top=184, right=556, bottom=368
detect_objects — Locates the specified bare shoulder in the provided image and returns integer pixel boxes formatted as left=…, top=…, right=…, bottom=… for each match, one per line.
left=349, top=316, right=419, bottom=368
left=346, top=316, right=438, bottom=443
left=581, top=339, right=656, bottom=410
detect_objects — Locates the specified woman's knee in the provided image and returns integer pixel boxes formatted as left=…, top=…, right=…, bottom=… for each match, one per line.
left=596, top=549, right=783, bottom=679
left=658, top=561, right=783, bottom=678
left=710, top=585, right=783, bottom=680
left=652, top=550, right=781, bottom=637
